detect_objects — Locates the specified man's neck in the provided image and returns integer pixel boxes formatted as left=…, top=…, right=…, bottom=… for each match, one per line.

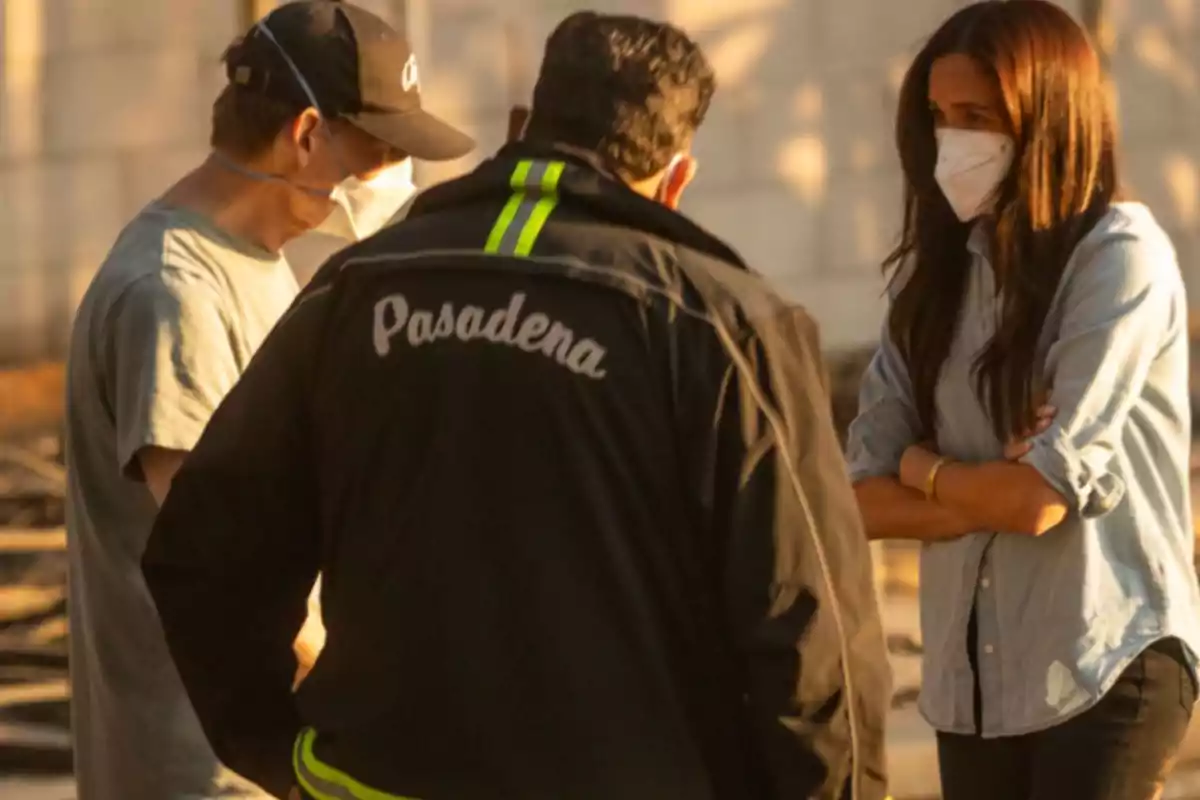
left=160, top=154, right=299, bottom=254
left=533, top=141, right=667, bottom=201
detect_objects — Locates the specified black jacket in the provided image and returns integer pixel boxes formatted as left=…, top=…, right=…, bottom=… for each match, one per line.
left=144, top=143, right=891, bottom=800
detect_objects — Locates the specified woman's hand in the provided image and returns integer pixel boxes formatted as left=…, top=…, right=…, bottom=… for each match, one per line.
left=1002, top=404, right=1056, bottom=460
left=899, top=444, right=943, bottom=493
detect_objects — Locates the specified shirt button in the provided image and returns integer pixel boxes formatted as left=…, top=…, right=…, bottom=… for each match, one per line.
left=981, top=577, right=991, bottom=589
left=984, top=644, right=995, bottom=655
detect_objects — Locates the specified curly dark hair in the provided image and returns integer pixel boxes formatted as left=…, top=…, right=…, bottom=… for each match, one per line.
left=524, top=12, right=716, bottom=181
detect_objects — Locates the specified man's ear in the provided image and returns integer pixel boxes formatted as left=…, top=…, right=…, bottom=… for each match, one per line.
left=290, top=107, right=323, bottom=163
left=660, top=154, right=697, bottom=210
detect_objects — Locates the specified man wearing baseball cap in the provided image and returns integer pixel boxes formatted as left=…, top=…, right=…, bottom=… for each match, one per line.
left=64, top=3, right=472, bottom=798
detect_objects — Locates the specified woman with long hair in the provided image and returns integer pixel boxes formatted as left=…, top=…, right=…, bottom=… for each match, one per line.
left=846, top=1, right=1200, bottom=797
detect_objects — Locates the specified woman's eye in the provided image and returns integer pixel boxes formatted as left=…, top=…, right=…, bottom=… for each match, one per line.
left=965, top=109, right=999, bottom=128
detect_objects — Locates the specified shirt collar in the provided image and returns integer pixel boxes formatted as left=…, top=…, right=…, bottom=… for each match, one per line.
left=967, top=220, right=990, bottom=259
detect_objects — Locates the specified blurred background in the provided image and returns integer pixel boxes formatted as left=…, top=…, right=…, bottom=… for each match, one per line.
left=2, top=0, right=1200, bottom=797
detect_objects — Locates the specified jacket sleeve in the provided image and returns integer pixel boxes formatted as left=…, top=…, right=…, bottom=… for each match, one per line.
left=142, top=288, right=330, bottom=798
left=708, top=307, right=890, bottom=800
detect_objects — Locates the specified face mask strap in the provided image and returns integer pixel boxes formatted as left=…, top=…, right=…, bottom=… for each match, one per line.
left=255, top=19, right=324, bottom=116
left=255, top=19, right=353, bottom=186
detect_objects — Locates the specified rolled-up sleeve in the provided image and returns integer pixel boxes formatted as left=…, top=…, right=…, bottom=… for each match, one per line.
left=845, top=322, right=921, bottom=483
left=1019, top=229, right=1178, bottom=518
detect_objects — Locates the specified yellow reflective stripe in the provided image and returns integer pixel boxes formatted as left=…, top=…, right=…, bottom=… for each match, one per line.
left=484, top=160, right=566, bottom=257
left=484, top=193, right=526, bottom=253
left=509, top=158, right=535, bottom=190
left=484, top=160, right=534, bottom=253
left=512, top=161, right=565, bottom=256
left=293, top=728, right=420, bottom=800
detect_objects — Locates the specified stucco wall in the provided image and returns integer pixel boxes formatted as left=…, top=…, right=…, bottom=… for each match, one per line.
left=0, top=0, right=1197, bottom=361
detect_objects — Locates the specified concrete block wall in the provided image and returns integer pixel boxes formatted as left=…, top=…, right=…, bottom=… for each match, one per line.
left=1103, top=0, right=1200, bottom=303
left=1, top=0, right=1198, bottom=361
left=0, top=0, right=242, bottom=361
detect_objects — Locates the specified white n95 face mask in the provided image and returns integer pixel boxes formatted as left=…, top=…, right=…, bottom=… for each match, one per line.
left=934, top=128, right=1015, bottom=222
left=316, top=158, right=417, bottom=241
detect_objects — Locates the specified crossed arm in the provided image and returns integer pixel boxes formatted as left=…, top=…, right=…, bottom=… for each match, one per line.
left=854, top=444, right=1068, bottom=541
left=848, top=232, right=1174, bottom=541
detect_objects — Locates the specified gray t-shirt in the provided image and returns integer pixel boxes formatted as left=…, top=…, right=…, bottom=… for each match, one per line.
left=65, top=201, right=299, bottom=799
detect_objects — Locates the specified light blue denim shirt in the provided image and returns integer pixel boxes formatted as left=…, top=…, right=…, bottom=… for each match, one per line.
left=847, top=202, right=1200, bottom=737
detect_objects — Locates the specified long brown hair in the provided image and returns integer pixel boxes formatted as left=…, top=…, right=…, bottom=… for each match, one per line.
left=887, top=0, right=1119, bottom=440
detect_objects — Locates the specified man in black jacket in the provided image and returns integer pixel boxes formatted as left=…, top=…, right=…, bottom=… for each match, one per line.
left=143, top=11, right=890, bottom=800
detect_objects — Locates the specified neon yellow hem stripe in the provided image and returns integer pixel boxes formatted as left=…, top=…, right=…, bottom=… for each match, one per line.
left=294, top=728, right=420, bottom=800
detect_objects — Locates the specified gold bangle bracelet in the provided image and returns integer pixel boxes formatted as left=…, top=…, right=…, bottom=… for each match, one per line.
left=924, top=456, right=949, bottom=500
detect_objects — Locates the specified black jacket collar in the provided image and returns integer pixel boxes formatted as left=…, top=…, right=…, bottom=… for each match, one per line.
left=407, top=142, right=749, bottom=271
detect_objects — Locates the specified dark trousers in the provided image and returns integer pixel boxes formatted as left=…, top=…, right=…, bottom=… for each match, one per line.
left=938, top=628, right=1196, bottom=800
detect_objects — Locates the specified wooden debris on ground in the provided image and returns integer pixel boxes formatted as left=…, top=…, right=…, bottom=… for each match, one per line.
left=0, top=423, right=70, bottom=779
